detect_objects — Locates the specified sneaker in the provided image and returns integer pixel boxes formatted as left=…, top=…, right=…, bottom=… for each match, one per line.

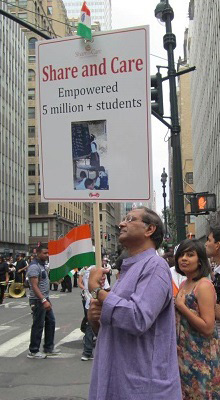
left=27, top=351, right=47, bottom=359
left=81, top=354, right=94, bottom=361
left=44, top=348, right=61, bottom=356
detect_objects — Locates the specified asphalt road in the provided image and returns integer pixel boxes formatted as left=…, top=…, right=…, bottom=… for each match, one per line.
left=0, top=285, right=93, bottom=400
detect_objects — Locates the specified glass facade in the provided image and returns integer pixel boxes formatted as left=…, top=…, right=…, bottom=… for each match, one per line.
left=0, top=2, right=27, bottom=253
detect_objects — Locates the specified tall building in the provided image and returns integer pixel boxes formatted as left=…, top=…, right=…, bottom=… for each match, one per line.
left=99, top=203, right=121, bottom=255
left=188, top=0, right=220, bottom=239
left=63, top=0, right=112, bottom=31
left=7, top=0, right=80, bottom=252
left=0, top=1, right=27, bottom=255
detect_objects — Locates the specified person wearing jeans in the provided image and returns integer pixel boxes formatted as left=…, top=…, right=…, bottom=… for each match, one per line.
left=27, top=246, right=60, bottom=359
left=29, top=298, right=55, bottom=354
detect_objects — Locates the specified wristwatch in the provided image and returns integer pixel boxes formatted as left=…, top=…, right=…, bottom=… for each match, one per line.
left=91, top=287, right=102, bottom=299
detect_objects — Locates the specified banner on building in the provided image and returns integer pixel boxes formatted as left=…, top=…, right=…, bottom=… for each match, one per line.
left=36, top=26, right=152, bottom=202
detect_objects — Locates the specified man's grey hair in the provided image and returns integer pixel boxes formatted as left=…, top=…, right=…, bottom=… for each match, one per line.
left=137, top=207, right=164, bottom=250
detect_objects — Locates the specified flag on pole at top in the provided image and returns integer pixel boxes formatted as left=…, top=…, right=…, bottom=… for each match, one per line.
left=48, top=224, right=95, bottom=282
left=77, top=1, right=92, bottom=41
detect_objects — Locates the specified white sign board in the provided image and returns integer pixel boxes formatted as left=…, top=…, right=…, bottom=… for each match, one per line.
left=37, top=26, right=152, bottom=201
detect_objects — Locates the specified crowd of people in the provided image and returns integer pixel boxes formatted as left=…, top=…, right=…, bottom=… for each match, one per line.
left=1, top=207, right=220, bottom=399
left=0, top=253, right=30, bottom=303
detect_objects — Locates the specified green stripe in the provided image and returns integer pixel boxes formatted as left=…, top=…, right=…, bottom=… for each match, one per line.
left=77, top=23, right=92, bottom=40
left=50, top=252, right=95, bottom=282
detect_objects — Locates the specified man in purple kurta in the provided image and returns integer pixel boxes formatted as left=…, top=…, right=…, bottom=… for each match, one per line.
left=88, top=207, right=182, bottom=400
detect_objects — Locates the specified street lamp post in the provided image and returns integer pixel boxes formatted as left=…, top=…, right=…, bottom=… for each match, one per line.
left=155, top=0, right=186, bottom=242
left=161, top=168, right=168, bottom=237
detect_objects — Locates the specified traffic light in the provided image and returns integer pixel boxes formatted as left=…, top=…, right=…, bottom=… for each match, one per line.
left=108, top=234, right=111, bottom=241
left=104, top=234, right=107, bottom=240
left=151, top=72, right=164, bottom=117
left=190, top=193, right=216, bottom=214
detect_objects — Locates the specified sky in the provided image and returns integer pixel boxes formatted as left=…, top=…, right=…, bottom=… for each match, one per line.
left=111, top=0, right=189, bottom=213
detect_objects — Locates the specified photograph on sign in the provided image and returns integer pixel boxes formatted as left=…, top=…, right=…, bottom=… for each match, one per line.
left=37, top=26, right=152, bottom=201
left=72, top=120, right=109, bottom=191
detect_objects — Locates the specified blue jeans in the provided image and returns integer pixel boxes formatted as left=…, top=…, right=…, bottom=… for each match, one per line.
left=83, top=310, right=95, bottom=357
left=29, top=298, right=55, bottom=353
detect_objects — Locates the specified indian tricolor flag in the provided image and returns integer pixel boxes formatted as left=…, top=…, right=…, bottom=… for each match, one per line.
left=48, top=224, right=95, bottom=282
left=77, top=1, right=92, bottom=41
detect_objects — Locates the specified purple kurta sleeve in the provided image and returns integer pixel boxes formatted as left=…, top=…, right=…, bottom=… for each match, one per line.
left=101, top=261, right=171, bottom=336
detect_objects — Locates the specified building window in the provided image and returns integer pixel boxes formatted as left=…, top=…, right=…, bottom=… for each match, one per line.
left=28, top=37, right=37, bottom=50
left=38, top=202, right=48, bottom=214
left=28, top=164, right=35, bottom=176
left=28, top=55, right=36, bottom=64
left=29, top=203, right=36, bottom=214
left=28, top=107, right=35, bottom=119
left=47, top=6, right=53, bottom=14
left=28, top=184, right=36, bottom=195
left=28, top=126, right=35, bottom=137
left=28, top=145, right=35, bottom=157
left=18, top=0, right=27, bottom=7
left=18, top=12, right=27, bottom=20
left=29, top=222, right=48, bottom=236
left=185, top=172, right=193, bottom=184
left=28, top=69, right=35, bottom=81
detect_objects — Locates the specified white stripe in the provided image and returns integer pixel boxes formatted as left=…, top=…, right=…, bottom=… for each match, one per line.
left=80, top=12, right=91, bottom=28
left=0, top=328, right=59, bottom=357
left=56, top=328, right=83, bottom=346
left=0, top=326, right=11, bottom=331
left=0, top=329, right=31, bottom=357
left=49, top=238, right=93, bottom=270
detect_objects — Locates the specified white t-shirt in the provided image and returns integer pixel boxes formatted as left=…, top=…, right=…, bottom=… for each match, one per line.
left=79, top=266, right=110, bottom=309
left=76, top=178, right=86, bottom=190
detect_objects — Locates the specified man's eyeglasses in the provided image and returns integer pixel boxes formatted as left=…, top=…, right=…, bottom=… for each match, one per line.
left=121, top=215, right=150, bottom=225
left=122, top=215, right=138, bottom=223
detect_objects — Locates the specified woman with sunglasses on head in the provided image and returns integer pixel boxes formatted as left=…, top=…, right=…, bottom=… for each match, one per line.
left=174, top=239, right=220, bottom=399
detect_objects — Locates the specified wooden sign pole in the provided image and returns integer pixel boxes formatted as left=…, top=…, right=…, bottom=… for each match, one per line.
left=93, top=202, right=102, bottom=268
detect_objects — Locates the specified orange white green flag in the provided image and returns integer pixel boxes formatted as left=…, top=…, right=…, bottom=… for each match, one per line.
left=77, top=1, right=92, bottom=41
left=48, top=224, right=95, bottom=282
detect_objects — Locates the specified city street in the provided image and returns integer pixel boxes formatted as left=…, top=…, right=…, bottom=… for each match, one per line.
left=0, top=286, right=94, bottom=400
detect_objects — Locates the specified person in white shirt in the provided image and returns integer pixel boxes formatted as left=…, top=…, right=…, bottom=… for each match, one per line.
left=78, top=266, right=110, bottom=361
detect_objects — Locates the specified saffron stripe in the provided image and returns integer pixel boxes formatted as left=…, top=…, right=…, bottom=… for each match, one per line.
left=48, top=225, right=91, bottom=256
left=49, top=252, right=95, bottom=282
left=81, top=1, right=90, bottom=16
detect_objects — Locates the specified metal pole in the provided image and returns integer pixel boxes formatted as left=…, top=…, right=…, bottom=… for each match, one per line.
left=162, top=183, right=168, bottom=237
left=161, top=168, right=168, bottom=237
left=162, top=2, right=186, bottom=242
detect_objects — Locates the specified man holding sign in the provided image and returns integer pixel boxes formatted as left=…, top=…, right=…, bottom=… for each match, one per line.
left=88, top=207, right=181, bottom=400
